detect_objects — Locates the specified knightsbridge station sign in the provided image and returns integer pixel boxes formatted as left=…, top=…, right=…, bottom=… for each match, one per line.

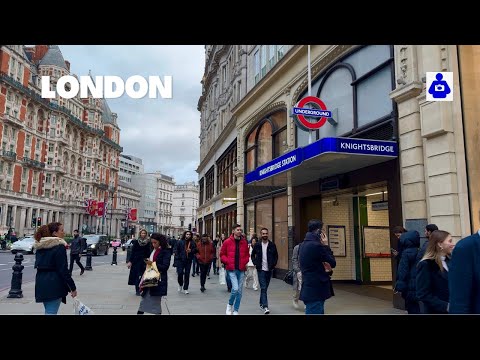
left=245, top=137, right=399, bottom=184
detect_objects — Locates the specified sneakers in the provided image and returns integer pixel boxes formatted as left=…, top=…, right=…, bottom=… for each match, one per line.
left=184, top=289, right=189, bottom=294
left=207, top=276, right=210, bottom=279
left=178, top=285, right=182, bottom=292
left=253, top=287, right=258, bottom=291
left=226, top=304, right=233, bottom=315
left=80, top=268, right=85, bottom=276
left=233, top=311, right=239, bottom=315
left=259, top=304, right=264, bottom=311
left=293, top=300, right=300, bottom=310
left=263, top=307, right=270, bottom=314
left=200, top=287, right=205, bottom=293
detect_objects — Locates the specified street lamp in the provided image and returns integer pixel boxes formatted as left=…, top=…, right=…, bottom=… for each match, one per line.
left=107, top=185, right=116, bottom=239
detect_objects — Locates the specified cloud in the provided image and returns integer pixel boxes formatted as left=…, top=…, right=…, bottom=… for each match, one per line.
left=59, top=45, right=204, bottom=184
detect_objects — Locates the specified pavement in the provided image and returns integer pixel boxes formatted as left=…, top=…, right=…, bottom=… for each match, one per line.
left=0, top=250, right=405, bottom=315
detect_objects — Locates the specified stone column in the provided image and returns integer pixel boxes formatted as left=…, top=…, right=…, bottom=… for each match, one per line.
left=2, top=204, right=9, bottom=228
left=18, top=207, right=26, bottom=236
left=11, top=205, right=17, bottom=230
left=41, top=209, right=47, bottom=226
left=390, top=45, right=428, bottom=240
left=47, top=210, right=53, bottom=224
left=72, top=213, right=79, bottom=232
left=418, top=45, right=470, bottom=240
left=26, top=207, right=33, bottom=232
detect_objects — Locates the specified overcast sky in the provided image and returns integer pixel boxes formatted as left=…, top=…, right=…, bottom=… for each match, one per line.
left=59, top=45, right=204, bottom=184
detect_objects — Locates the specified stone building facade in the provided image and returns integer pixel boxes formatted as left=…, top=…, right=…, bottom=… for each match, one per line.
left=0, top=45, right=122, bottom=236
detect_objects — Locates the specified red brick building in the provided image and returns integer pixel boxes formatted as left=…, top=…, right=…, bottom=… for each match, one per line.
left=0, top=45, right=122, bottom=237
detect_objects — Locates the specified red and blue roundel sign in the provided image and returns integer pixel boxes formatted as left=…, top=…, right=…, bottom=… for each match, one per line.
left=293, top=96, right=332, bottom=131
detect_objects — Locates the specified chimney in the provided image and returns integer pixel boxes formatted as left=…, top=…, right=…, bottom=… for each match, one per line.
left=24, top=47, right=35, bottom=60
left=65, top=60, right=70, bottom=72
left=34, top=45, right=48, bottom=62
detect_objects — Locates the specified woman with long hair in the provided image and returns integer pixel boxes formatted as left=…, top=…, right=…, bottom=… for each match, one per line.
left=127, top=229, right=151, bottom=295
left=137, top=233, right=171, bottom=315
left=416, top=230, right=455, bottom=314
left=34, top=222, right=77, bottom=315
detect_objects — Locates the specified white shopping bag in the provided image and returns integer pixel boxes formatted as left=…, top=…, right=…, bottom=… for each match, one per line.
left=73, top=297, right=94, bottom=315
left=219, top=267, right=226, bottom=285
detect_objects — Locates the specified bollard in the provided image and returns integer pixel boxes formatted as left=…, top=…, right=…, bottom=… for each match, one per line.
left=126, top=246, right=132, bottom=263
left=8, top=253, right=24, bottom=298
left=85, top=247, right=93, bottom=271
left=111, top=246, right=118, bottom=266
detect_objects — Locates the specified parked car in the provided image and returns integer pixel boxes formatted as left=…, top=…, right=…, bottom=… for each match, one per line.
left=82, top=234, right=109, bottom=256
left=110, top=239, right=121, bottom=248
left=11, top=237, right=36, bottom=254
left=122, top=239, right=133, bottom=251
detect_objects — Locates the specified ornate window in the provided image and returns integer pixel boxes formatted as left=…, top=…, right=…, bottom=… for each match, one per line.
left=244, top=110, right=287, bottom=173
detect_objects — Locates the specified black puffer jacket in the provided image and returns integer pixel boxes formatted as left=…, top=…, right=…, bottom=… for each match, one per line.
left=34, top=237, right=76, bottom=304
left=395, top=231, right=420, bottom=301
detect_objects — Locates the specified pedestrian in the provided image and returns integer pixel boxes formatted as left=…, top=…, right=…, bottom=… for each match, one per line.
left=448, top=226, right=480, bottom=314
left=211, top=234, right=220, bottom=275
left=251, top=228, right=278, bottom=314
left=416, top=224, right=438, bottom=262
left=68, top=229, right=86, bottom=276
left=391, top=225, right=407, bottom=260
left=394, top=230, right=420, bottom=314
left=137, top=233, right=171, bottom=315
left=244, top=237, right=259, bottom=291
left=33, top=222, right=77, bottom=315
left=173, top=230, right=197, bottom=294
left=416, top=230, right=453, bottom=314
left=127, top=229, right=151, bottom=296
left=299, top=219, right=336, bottom=315
left=196, top=234, right=215, bottom=292
left=220, top=224, right=249, bottom=315
left=291, top=240, right=303, bottom=310
left=191, top=233, right=201, bottom=277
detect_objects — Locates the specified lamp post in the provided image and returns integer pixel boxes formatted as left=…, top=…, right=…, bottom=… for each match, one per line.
left=107, top=186, right=116, bottom=239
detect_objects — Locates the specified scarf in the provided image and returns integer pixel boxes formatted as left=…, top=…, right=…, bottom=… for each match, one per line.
left=138, top=236, right=150, bottom=246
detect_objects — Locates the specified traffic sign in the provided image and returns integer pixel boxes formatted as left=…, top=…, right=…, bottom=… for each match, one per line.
left=293, top=96, right=332, bottom=131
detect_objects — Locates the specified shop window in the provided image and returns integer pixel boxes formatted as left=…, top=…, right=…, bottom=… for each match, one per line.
left=344, top=45, right=391, bottom=78
left=246, top=202, right=255, bottom=238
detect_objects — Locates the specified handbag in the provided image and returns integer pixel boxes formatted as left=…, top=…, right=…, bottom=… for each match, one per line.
left=219, top=267, right=226, bottom=285
left=73, top=297, right=94, bottom=315
left=283, top=269, right=295, bottom=286
left=140, top=262, right=160, bottom=288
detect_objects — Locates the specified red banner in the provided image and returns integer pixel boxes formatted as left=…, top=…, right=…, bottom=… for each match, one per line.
left=129, top=208, right=137, bottom=221
left=97, top=202, right=105, bottom=216
left=89, top=200, right=98, bottom=216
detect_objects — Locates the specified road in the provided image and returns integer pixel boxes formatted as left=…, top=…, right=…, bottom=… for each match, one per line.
left=0, top=248, right=126, bottom=293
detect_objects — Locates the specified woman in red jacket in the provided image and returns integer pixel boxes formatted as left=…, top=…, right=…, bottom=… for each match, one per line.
left=220, top=224, right=249, bottom=315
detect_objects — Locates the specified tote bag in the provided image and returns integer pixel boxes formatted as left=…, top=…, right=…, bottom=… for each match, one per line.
left=219, top=267, right=226, bottom=285
left=73, top=297, right=94, bottom=315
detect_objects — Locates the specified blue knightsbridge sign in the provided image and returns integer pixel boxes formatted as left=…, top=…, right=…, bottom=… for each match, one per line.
left=245, top=148, right=302, bottom=184
left=245, top=137, right=398, bottom=184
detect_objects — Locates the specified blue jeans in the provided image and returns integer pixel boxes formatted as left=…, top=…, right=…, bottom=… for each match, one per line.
left=305, top=300, right=325, bottom=314
left=43, top=298, right=62, bottom=315
left=227, top=270, right=245, bottom=312
left=258, top=270, right=272, bottom=307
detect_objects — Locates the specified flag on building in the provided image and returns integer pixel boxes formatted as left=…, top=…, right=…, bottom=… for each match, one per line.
left=97, top=202, right=105, bottom=217
left=130, top=208, right=137, bottom=221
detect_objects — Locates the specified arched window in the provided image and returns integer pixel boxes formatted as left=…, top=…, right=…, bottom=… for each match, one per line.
left=296, top=45, right=394, bottom=147
left=244, top=109, right=287, bottom=173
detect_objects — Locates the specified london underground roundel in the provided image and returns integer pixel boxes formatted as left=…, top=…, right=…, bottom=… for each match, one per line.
left=293, top=96, right=332, bottom=131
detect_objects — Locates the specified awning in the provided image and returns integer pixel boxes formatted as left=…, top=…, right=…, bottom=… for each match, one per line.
left=245, top=137, right=398, bottom=188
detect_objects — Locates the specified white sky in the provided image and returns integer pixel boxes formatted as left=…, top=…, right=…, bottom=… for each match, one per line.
left=59, top=45, right=205, bottom=184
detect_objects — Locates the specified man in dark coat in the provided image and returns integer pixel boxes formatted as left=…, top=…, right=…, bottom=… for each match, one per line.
left=299, top=219, right=336, bottom=315
left=251, top=227, right=278, bottom=314
left=68, top=229, right=86, bottom=275
left=449, top=229, right=480, bottom=314
left=173, top=230, right=197, bottom=294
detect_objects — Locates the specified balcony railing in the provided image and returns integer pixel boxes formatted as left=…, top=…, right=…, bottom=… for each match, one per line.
left=22, top=157, right=46, bottom=169
left=0, top=150, right=16, bottom=161
left=2, top=113, right=23, bottom=128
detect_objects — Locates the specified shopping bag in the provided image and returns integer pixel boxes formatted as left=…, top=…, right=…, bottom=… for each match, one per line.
left=140, top=262, right=160, bottom=289
left=219, top=267, right=226, bottom=285
left=73, top=297, right=94, bottom=315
